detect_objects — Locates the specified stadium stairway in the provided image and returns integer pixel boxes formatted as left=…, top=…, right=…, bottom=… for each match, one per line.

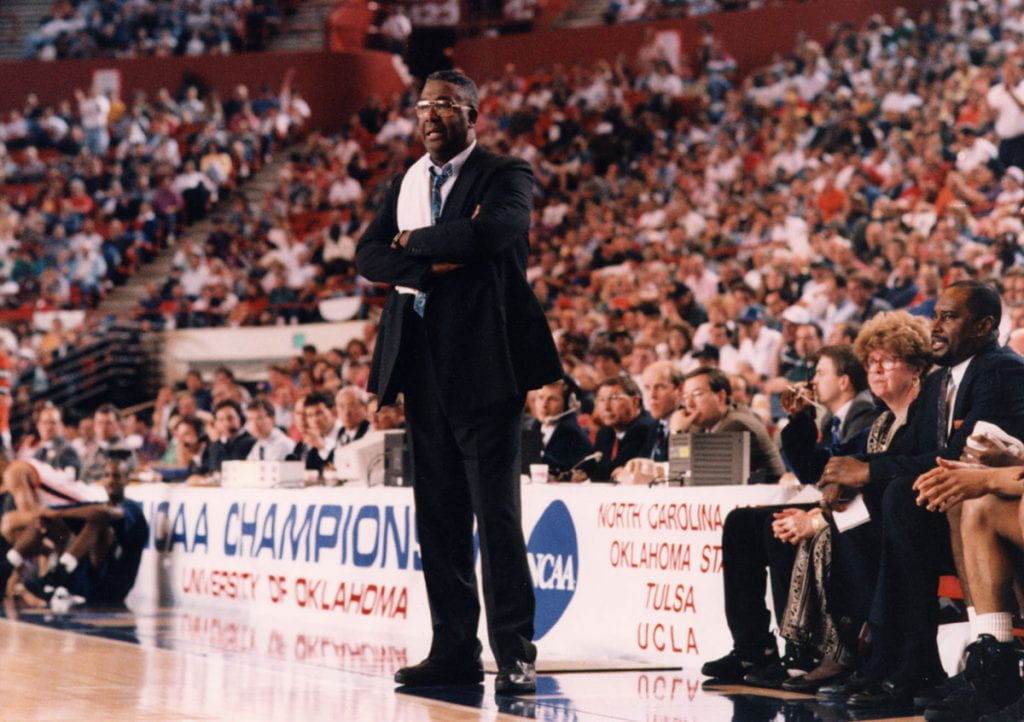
left=0, top=0, right=54, bottom=59
left=554, top=0, right=611, bottom=28
left=268, top=0, right=336, bottom=51
left=98, top=152, right=293, bottom=317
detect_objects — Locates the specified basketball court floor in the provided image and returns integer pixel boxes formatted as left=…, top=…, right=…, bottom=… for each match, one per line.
left=0, top=600, right=926, bottom=721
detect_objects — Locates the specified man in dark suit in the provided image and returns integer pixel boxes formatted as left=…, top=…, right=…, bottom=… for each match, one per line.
left=355, top=70, right=561, bottom=695
left=701, top=348, right=877, bottom=685
left=585, top=376, right=655, bottom=481
left=638, top=360, right=684, bottom=463
left=199, top=399, right=256, bottom=473
left=820, top=281, right=1024, bottom=710
left=529, top=379, right=593, bottom=477
left=31, top=403, right=82, bottom=477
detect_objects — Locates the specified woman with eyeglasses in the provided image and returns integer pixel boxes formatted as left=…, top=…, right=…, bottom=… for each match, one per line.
left=773, top=310, right=932, bottom=692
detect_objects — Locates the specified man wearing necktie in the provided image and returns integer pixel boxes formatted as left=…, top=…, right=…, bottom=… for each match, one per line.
left=820, top=282, right=1024, bottom=710
left=356, top=70, right=561, bottom=695
left=639, top=361, right=684, bottom=462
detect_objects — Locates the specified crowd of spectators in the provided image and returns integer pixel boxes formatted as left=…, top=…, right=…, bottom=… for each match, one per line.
left=604, top=0, right=792, bottom=24
left=0, top=73, right=310, bottom=331
left=23, top=0, right=291, bottom=61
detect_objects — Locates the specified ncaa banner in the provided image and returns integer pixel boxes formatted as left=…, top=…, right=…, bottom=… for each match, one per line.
left=127, top=483, right=803, bottom=667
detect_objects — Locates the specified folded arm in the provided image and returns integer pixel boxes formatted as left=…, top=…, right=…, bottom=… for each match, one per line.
left=355, top=177, right=434, bottom=287
left=403, top=158, right=533, bottom=264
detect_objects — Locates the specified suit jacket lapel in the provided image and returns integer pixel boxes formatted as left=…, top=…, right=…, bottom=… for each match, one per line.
left=951, top=343, right=997, bottom=420
left=440, top=145, right=486, bottom=222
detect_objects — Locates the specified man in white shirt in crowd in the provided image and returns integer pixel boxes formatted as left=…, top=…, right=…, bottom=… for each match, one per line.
left=737, top=305, right=782, bottom=383
left=288, top=391, right=343, bottom=471
left=245, top=398, right=295, bottom=461
left=986, top=55, right=1024, bottom=169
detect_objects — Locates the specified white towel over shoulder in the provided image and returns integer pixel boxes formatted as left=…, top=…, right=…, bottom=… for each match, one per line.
left=396, top=155, right=432, bottom=231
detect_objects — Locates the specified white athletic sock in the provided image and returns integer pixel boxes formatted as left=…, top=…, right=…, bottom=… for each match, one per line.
left=58, top=552, right=77, bottom=574
left=974, top=612, right=1013, bottom=643
left=967, top=606, right=977, bottom=635
left=6, top=548, right=23, bottom=568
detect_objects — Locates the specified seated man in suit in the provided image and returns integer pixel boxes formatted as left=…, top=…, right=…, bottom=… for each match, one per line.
left=584, top=376, right=655, bottom=481
left=287, top=391, right=343, bottom=471
left=200, top=399, right=256, bottom=474
left=699, top=351, right=876, bottom=685
left=529, top=379, right=593, bottom=478
left=637, top=360, right=684, bottom=463
left=27, top=403, right=81, bottom=478
left=820, top=281, right=1024, bottom=710
left=334, top=386, right=371, bottom=447
left=672, top=366, right=786, bottom=483
left=80, top=405, right=137, bottom=484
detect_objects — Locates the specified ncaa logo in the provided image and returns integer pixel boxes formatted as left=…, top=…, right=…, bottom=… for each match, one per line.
left=527, top=500, right=578, bottom=639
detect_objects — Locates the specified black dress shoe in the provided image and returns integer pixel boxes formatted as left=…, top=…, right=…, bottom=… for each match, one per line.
left=743, top=660, right=790, bottom=689
left=847, top=673, right=944, bottom=710
left=394, top=657, right=484, bottom=686
left=817, top=670, right=875, bottom=698
left=701, top=647, right=779, bottom=682
left=495, top=660, right=536, bottom=695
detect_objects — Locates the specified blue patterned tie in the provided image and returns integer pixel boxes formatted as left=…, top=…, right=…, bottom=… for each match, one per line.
left=828, top=415, right=842, bottom=456
left=413, top=164, right=454, bottom=317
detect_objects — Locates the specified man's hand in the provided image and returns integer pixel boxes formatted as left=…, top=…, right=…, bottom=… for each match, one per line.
left=669, top=407, right=697, bottom=434
left=780, top=382, right=814, bottom=416
left=962, top=435, right=1024, bottom=467
left=913, top=457, right=991, bottom=512
left=818, top=482, right=852, bottom=511
left=819, top=456, right=870, bottom=488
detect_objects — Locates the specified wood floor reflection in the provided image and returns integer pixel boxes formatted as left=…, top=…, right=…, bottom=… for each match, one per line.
left=0, top=610, right=926, bottom=721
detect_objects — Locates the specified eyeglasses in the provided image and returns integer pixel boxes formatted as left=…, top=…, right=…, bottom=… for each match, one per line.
left=596, top=394, right=629, bottom=404
left=866, top=355, right=900, bottom=371
left=682, top=389, right=709, bottom=403
left=414, top=99, right=474, bottom=117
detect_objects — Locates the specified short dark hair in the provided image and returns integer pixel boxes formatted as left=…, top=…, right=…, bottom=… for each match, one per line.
left=245, top=397, right=275, bottom=418
left=593, top=346, right=621, bottom=364
left=214, top=398, right=245, bottom=423
left=818, top=345, right=867, bottom=393
left=175, top=415, right=206, bottom=439
left=685, top=366, right=732, bottom=401
left=950, top=280, right=1002, bottom=333
left=425, top=70, right=479, bottom=108
left=597, top=375, right=641, bottom=398
left=304, top=391, right=335, bottom=409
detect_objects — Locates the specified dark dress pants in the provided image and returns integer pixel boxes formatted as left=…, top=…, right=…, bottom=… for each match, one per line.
left=864, top=476, right=952, bottom=681
left=722, top=506, right=808, bottom=654
left=401, top=309, right=536, bottom=666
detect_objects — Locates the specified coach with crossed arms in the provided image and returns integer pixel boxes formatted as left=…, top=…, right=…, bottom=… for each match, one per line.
left=356, top=70, right=561, bottom=695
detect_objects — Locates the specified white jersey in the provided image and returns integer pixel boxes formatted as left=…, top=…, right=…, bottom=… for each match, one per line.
left=24, top=458, right=108, bottom=507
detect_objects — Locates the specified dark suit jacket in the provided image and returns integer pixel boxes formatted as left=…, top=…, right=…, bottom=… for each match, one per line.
left=201, top=431, right=256, bottom=473
left=587, top=411, right=657, bottom=481
left=781, top=390, right=880, bottom=485
left=337, top=419, right=370, bottom=446
left=531, top=417, right=594, bottom=475
left=865, top=342, right=1024, bottom=485
left=356, top=146, right=562, bottom=411
left=715, top=406, right=787, bottom=484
